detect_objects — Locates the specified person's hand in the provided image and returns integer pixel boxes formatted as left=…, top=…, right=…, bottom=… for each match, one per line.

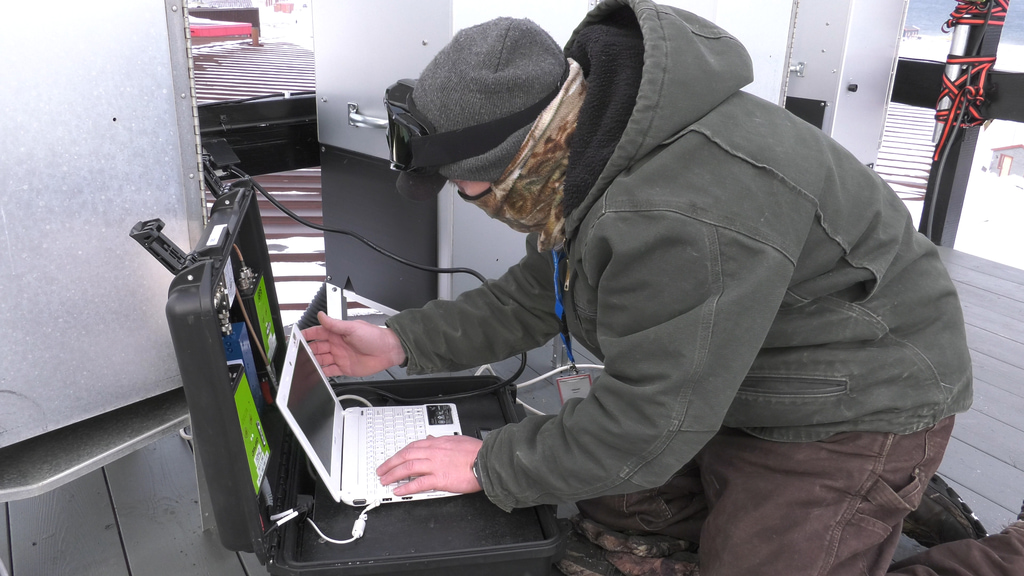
left=377, top=435, right=484, bottom=496
left=301, top=311, right=407, bottom=377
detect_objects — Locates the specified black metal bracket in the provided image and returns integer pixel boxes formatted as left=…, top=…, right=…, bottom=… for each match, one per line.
left=129, top=218, right=196, bottom=275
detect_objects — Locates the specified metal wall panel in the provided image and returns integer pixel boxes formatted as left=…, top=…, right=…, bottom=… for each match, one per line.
left=0, top=1, right=203, bottom=448
left=667, top=0, right=797, bottom=104
left=830, top=0, right=908, bottom=167
left=786, top=0, right=908, bottom=165
left=312, top=0, right=452, bottom=158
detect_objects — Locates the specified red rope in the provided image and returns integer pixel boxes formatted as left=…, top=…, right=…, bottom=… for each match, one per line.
left=942, top=0, right=1009, bottom=31
left=932, top=0, right=1009, bottom=160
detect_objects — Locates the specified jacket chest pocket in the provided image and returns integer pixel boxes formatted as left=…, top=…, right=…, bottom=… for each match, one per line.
left=563, top=264, right=600, bottom=355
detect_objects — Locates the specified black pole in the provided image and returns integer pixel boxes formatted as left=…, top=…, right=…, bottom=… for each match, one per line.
left=918, top=1, right=1007, bottom=246
left=919, top=125, right=980, bottom=246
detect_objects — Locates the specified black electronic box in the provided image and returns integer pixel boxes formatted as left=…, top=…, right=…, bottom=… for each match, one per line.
left=131, top=181, right=564, bottom=575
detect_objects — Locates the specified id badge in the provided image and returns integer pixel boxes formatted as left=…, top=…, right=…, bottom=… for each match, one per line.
left=556, top=373, right=593, bottom=404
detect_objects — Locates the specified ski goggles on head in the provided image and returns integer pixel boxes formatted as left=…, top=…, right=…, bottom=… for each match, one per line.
left=382, top=72, right=567, bottom=174
left=383, top=79, right=435, bottom=173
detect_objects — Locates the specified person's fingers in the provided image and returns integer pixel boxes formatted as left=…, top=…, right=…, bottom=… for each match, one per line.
left=375, top=436, right=481, bottom=495
left=392, top=474, right=441, bottom=496
left=377, top=454, right=421, bottom=483
left=376, top=441, right=432, bottom=483
left=315, top=310, right=333, bottom=328
left=318, top=362, right=342, bottom=377
left=300, top=324, right=329, bottom=342
left=317, top=311, right=357, bottom=335
left=305, top=338, right=330, bottom=355
left=381, top=457, right=466, bottom=496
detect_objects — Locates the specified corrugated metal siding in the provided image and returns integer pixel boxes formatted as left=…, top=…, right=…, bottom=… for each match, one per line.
left=191, top=39, right=323, bottom=317
left=191, top=41, right=315, bottom=104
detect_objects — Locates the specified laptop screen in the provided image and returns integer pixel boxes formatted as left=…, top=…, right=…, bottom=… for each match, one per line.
left=285, top=334, right=336, bottom=471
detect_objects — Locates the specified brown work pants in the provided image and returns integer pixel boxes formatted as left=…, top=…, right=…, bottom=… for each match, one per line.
left=577, top=416, right=1023, bottom=575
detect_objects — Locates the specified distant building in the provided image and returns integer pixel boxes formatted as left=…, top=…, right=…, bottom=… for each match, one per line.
left=189, top=1, right=254, bottom=7
left=989, top=144, right=1024, bottom=178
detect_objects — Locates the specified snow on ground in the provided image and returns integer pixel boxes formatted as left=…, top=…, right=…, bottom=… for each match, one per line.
left=254, top=3, right=314, bottom=51
left=266, top=235, right=324, bottom=254
left=955, top=173, right=1024, bottom=270
left=948, top=100, right=1024, bottom=271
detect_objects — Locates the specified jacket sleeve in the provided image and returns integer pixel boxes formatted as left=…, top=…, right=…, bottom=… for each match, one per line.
left=386, top=234, right=562, bottom=373
left=476, top=209, right=797, bottom=511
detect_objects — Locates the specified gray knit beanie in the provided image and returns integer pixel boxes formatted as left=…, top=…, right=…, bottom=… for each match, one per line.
left=412, top=17, right=567, bottom=183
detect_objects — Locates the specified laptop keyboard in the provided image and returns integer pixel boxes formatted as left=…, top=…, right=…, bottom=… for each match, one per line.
left=364, top=406, right=428, bottom=496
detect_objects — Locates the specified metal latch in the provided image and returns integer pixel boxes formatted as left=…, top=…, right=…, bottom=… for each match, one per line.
left=130, top=218, right=196, bottom=275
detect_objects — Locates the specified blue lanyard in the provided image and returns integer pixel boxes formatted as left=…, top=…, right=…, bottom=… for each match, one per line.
left=552, top=248, right=578, bottom=372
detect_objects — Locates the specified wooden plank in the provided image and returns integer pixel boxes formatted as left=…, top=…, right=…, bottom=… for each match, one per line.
left=971, top=349, right=1024, bottom=398
left=940, top=248, right=1024, bottom=286
left=950, top=409, right=1024, bottom=474
left=1, top=503, right=10, bottom=576
left=964, top=323, right=1024, bottom=373
left=946, top=261, right=1024, bottom=305
left=103, top=434, right=248, bottom=576
left=968, top=378, right=1024, bottom=434
left=954, top=277, right=1024, bottom=318
left=8, top=469, right=129, bottom=576
left=957, top=295, right=1024, bottom=346
left=937, top=436, right=1024, bottom=525
left=940, top=250, right=1024, bottom=537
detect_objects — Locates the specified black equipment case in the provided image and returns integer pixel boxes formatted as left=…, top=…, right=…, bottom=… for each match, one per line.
left=131, top=182, right=564, bottom=575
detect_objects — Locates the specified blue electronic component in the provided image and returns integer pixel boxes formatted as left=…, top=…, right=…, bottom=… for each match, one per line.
left=223, top=322, right=265, bottom=414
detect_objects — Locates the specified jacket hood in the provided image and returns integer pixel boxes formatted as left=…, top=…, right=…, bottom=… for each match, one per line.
left=562, top=0, right=753, bottom=233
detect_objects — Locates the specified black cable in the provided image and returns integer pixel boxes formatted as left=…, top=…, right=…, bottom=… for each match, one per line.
left=964, top=1, right=995, bottom=56
left=231, top=168, right=488, bottom=283
left=332, top=353, right=529, bottom=403
left=226, top=166, right=531, bottom=393
left=198, top=90, right=316, bottom=107
left=925, top=0, right=995, bottom=240
left=925, top=69, right=973, bottom=239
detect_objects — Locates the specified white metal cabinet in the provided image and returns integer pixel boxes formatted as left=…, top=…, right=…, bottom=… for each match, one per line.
left=785, top=0, right=909, bottom=166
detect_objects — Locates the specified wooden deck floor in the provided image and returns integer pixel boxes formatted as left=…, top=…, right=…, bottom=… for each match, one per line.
left=934, top=248, right=1024, bottom=531
left=2, top=248, right=1022, bottom=576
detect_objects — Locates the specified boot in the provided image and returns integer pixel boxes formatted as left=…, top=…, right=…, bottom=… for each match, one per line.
left=556, top=515, right=699, bottom=576
left=902, top=473, right=987, bottom=548
left=557, top=528, right=628, bottom=576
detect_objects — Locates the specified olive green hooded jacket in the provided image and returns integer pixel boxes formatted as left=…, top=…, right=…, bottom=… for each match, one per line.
left=386, top=0, right=972, bottom=512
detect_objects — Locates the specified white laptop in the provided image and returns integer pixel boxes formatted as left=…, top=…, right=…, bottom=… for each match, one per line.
left=276, top=324, right=463, bottom=506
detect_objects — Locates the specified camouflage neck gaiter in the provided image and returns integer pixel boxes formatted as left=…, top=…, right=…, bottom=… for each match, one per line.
left=462, top=59, right=586, bottom=251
